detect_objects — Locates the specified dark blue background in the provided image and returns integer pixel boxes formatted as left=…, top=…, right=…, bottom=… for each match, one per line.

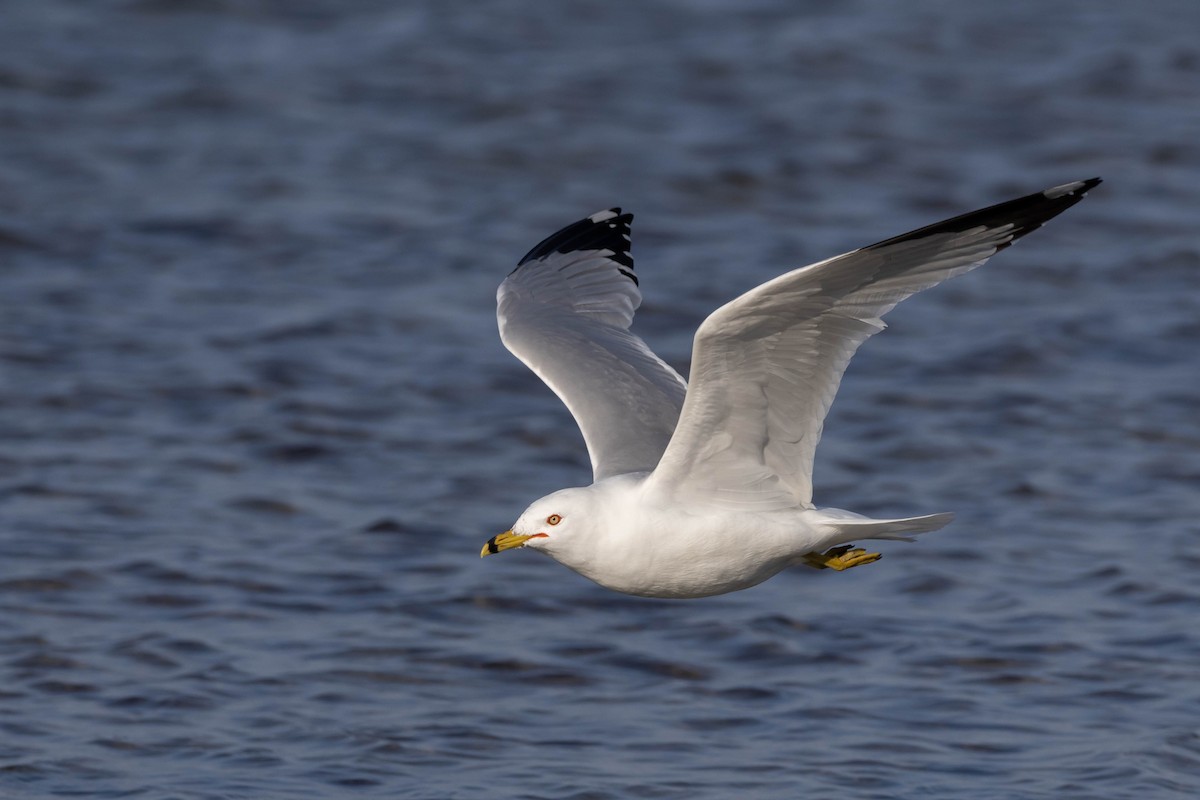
left=1, top=2, right=1197, bottom=797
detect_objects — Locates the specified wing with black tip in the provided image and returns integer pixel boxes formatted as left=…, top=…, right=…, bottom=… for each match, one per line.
left=498, top=209, right=687, bottom=481
left=647, top=179, right=1102, bottom=510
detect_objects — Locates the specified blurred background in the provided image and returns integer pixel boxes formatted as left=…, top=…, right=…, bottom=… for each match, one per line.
left=1, top=1, right=1197, bottom=798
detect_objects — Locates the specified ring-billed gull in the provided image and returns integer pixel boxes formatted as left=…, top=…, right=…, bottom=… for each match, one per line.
left=482, top=179, right=1101, bottom=598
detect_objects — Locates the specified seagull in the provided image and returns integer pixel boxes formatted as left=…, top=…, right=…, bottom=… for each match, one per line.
left=481, top=179, right=1101, bottom=598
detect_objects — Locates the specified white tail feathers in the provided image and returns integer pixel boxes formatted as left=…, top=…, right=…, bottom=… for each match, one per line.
left=826, top=512, right=955, bottom=544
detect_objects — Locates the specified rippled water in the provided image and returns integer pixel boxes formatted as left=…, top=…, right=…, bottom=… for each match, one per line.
left=2, top=1, right=1198, bottom=798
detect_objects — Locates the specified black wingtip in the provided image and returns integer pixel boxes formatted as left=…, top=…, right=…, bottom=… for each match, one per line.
left=863, top=177, right=1103, bottom=253
left=517, top=208, right=635, bottom=273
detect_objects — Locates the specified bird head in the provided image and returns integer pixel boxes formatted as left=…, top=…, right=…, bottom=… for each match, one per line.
left=481, top=488, right=590, bottom=559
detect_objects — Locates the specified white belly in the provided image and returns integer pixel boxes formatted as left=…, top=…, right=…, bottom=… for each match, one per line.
left=548, top=507, right=830, bottom=599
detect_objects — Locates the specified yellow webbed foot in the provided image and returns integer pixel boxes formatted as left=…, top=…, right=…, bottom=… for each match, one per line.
left=802, top=544, right=882, bottom=571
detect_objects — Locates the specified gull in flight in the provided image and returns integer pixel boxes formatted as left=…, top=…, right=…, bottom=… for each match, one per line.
left=481, top=179, right=1101, bottom=598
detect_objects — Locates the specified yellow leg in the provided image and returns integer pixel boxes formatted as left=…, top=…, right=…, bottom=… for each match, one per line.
left=802, top=544, right=881, bottom=571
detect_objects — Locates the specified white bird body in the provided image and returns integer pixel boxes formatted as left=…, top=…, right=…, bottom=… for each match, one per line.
left=510, top=474, right=951, bottom=598
left=521, top=475, right=806, bottom=598
left=483, top=181, right=1100, bottom=598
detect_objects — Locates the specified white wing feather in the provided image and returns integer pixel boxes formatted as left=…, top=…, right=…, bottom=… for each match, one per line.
left=498, top=210, right=687, bottom=481
left=646, top=179, right=1101, bottom=510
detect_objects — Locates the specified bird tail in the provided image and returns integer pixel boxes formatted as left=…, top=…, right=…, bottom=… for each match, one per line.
left=823, top=512, right=955, bottom=544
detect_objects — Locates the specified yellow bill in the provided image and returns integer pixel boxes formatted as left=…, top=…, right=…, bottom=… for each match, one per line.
left=480, top=530, right=541, bottom=557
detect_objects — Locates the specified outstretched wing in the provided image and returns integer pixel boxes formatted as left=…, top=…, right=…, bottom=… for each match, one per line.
left=498, top=209, right=687, bottom=481
left=646, top=179, right=1102, bottom=511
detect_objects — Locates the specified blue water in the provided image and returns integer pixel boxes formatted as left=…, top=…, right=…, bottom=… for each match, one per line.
left=2, top=1, right=1198, bottom=798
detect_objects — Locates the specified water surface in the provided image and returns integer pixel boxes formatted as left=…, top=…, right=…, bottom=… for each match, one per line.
left=1, top=1, right=1198, bottom=798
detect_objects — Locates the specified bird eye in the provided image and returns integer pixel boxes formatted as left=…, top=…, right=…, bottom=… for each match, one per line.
left=547, top=514, right=562, bottom=525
